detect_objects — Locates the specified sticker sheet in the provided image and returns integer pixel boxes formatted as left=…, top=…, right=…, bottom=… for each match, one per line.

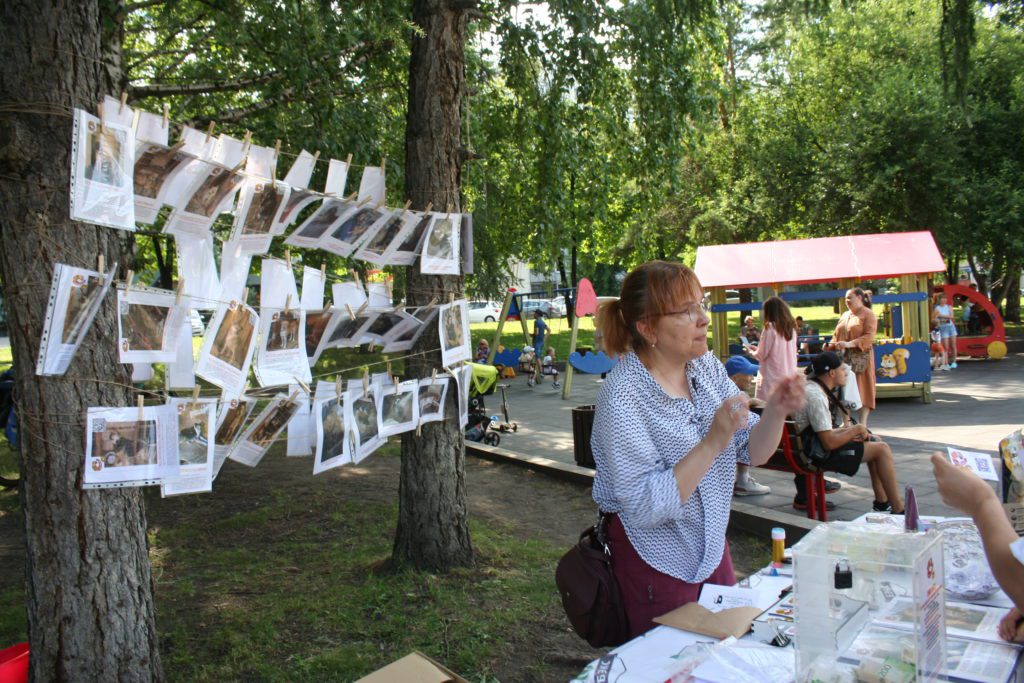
left=195, top=299, right=259, bottom=398
left=36, top=263, right=117, bottom=376
left=313, top=383, right=352, bottom=474
left=379, top=379, right=419, bottom=438
left=213, top=395, right=255, bottom=477
left=84, top=404, right=178, bottom=489
left=420, top=213, right=462, bottom=275
left=438, top=300, right=471, bottom=367
left=357, top=165, right=386, bottom=204
left=160, top=396, right=217, bottom=497
left=255, top=307, right=310, bottom=387
left=229, top=394, right=300, bottom=467
left=418, top=377, right=450, bottom=425
left=116, top=286, right=188, bottom=363
left=300, top=266, right=327, bottom=310
left=70, top=108, right=136, bottom=231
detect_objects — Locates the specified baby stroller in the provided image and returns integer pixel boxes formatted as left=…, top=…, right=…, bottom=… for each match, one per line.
left=465, top=362, right=501, bottom=446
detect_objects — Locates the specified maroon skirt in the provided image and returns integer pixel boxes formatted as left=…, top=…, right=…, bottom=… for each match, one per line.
left=607, top=513, right=736, bottom=639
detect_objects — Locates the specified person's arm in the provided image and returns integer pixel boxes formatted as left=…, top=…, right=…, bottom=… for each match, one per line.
left=750, top=326, right=774, bottom=361
left=816, top=423, right=868, bottom=450
left=747, top=374, right=806, bottom=466
left=841, top=310, right=877, bottom=352
left=931, top=453, right=1024, bottom=613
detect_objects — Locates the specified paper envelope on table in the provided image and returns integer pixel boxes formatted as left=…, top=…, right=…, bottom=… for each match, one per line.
left=654, top=602, right=762, bottom=640
left=355, top=651, right=469, bottom=683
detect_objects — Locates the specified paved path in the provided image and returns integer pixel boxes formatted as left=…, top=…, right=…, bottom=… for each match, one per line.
left=484, top=353, right=1024, bottom=522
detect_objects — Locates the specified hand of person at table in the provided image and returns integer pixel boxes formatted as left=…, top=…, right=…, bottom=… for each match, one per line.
left=766, top=374, right=806, bottom=415
left=710, top=395, right=750, bottom=449
left=930, top=451, right=996, bottom=517
left=998, top=607, right=1024, bottom=643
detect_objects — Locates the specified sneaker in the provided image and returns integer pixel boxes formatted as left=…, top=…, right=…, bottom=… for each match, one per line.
left=872, top=500, right=893, bottom=513
left=734, top=477, right=771, bottom=496
left=950, top=361, right=958, bottom=369
left=938, top=364, right=950, bottom=371
left=794, top=499, right=836, bottom=511
left=824, top=479, right=841, bottom=494
left=552, top=382, right=561, bottom=389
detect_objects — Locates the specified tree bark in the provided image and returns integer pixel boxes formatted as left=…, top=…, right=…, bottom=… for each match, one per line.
left=392, top=0, right=474, bottom=570
left=0, top=2, right=163, bottom=680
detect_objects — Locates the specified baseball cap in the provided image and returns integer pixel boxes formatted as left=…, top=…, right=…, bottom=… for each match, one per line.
left=806, top=351, right=843, bottom=377
left=724, top=355, right=759, bottom=378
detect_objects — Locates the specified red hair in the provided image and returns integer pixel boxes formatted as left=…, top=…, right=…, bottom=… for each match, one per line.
left=598, top=261, right=703, bottom=355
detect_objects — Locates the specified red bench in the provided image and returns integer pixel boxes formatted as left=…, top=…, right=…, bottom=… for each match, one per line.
left=758, top=421, right=828, bottom=521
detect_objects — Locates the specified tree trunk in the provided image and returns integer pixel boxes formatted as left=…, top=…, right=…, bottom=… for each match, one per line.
left=1004, top=264, right=1021, bottom=322
left=392, top=0, right=474, bottom=571
left=0, top=2, right=164, bottom=680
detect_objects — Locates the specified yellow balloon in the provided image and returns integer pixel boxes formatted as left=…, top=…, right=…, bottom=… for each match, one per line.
left=987, top=340, right=1007, bottom=360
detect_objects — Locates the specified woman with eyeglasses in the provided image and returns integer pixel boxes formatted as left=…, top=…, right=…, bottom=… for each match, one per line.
left=591, top=261, right=805, bottom=638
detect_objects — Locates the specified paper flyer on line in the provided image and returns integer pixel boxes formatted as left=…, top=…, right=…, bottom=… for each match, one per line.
left=84, top=404, right=179, bottom=489
left=116, top=285, right=189, bottom=364
left=229, top=394, right=299, bottom=467
left=313, top=382, right=352, bottom=474
left=37, top=263, right=118, bottom=376
left=160, top=396, right=217, bottom=497
left=195, top=299, right=259, bottom=398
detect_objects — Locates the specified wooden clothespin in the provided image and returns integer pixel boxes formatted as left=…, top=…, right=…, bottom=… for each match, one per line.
left=393, top=376, right=400, bottom=395
left=293, top=377, right=311, bottom=396
left=175, top=279, right=185, bottom=305
left=431, top=368, right=437, bottom=381
left=168, top=139, right=187, bottom=153
left=356, top=196, right=372, bottom=208
left=446, top=203, right=454, bottom=215
left=273, top=140, right=281, bottom=181
left=380, top=157, right=386, bottom=174
left=356, top=301, right=368, bottom=317
left=449, top=292, right=455, bottom=304
left=190, top=386, right=201, bottom=410
left=205, top=121, right=215, bottom=144
left=137, top=394, right=145, bottom=422
left=119, top=91, right=128, bottom=114
left=345, top=153, right=353, bottom=168
left=286, top=390, right=299, bottom=406
left=400, top=200, right=412, bottom=217
left=162, top=102, right=170, bottom=128
left=344, top=304, right=355, bottom=320
left=424, top=202, right=433, bottom=214
left=97, top=254, right=105, bottom=274
left=242, top=130, right=252, bottom=151
left=97, top=101, right=107, bottom=135
left=335, top=375, right=342, bottom=398
left=345, top=191, right=358, bottom=203
left=320, top=263, right=326, bottom=278
left=313, top=150, right=321, bottom=164
left=386, top=361, right=392, bottom=377
left=385, top=278, right=393, bottom=303
left=350, top=269, right=362, bottom=289
left=367, top=342, right=376, bottom=353
left=229, top=159, right=246, bottom=175
left=241, top=287, right=249, bottom=305
left=362, top=368, right=370, bottom=394
left=124, top=269, right=134, bottom=290
left=428, top=296, right=439, bottom=307
left=284, top=249, right=292, bottom=270
left=284, top=294, right=291, bottom=315
left=373, top=198, right=386, bottom=210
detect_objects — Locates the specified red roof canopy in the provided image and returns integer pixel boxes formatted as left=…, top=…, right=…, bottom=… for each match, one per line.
left=693, top=231, right=944, bottom=289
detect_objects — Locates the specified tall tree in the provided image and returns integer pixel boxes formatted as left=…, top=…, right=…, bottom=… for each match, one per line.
left=393, top=0, right=474, bottom=570
left=0, top=1, right=163, bottom=680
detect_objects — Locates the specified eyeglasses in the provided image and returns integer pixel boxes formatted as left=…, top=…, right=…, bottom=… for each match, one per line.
left=661, top=296, right=712, bottom=324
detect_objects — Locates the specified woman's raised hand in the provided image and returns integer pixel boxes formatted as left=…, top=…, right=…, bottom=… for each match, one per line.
left=710, top=394, right=750, bottom=449
left=768, top=374, right=806, bottom=415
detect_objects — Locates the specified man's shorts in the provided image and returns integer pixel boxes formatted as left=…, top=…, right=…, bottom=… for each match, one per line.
left=820, top=440, right=865, bottom=476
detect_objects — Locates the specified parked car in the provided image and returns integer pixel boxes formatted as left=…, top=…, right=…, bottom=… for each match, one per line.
left=190, top=309, right=205, bottom=336
left=467, top=301, right=502, bottom=324
left=520, top=299, right=552, bottom=317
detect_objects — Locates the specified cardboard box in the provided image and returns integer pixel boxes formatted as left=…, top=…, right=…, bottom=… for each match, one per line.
left=355, top=651, right=469, bottom=683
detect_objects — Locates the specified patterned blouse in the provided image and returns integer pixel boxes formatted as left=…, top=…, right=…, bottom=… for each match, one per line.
left=591, top=351, right=758, bottom=583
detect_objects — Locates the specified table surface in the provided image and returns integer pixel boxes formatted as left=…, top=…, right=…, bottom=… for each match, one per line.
left=574, top=516, right=1022, bottom=683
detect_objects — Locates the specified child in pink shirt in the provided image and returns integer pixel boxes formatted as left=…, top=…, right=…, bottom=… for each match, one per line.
left=751, top=296, right=798, bottom=401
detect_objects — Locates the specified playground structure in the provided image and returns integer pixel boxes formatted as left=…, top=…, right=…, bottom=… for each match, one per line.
left=694, top=231, right=946, bottom=403
left=933, top=283, right=1008, bottom=360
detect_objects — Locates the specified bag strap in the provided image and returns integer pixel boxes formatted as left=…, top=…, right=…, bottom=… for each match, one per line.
left=594, top=511, right=613, bottom=556
left=810, top=376, right=852, bottom=424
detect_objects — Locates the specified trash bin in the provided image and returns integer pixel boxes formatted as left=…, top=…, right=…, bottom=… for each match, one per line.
left=571, top=404, right=596, bottom=469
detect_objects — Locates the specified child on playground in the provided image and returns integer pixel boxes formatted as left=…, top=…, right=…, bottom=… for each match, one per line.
left=476, top=338, right=490, bottom=363
left=542, top=347, right=561, bottom=388
left=930, top=320, right=949, bottom=370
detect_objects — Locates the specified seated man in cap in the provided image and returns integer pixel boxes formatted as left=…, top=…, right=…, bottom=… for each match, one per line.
left=793, top=351, right=904, bottom=514
left=725, top=356, right=770, bottom=496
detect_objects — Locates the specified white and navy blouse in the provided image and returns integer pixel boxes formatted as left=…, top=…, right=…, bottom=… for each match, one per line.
left=591, top=351, right=758, bottom=583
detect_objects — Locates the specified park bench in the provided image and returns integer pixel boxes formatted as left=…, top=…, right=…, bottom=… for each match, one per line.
left=758, top=420, right=829, bottom=522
